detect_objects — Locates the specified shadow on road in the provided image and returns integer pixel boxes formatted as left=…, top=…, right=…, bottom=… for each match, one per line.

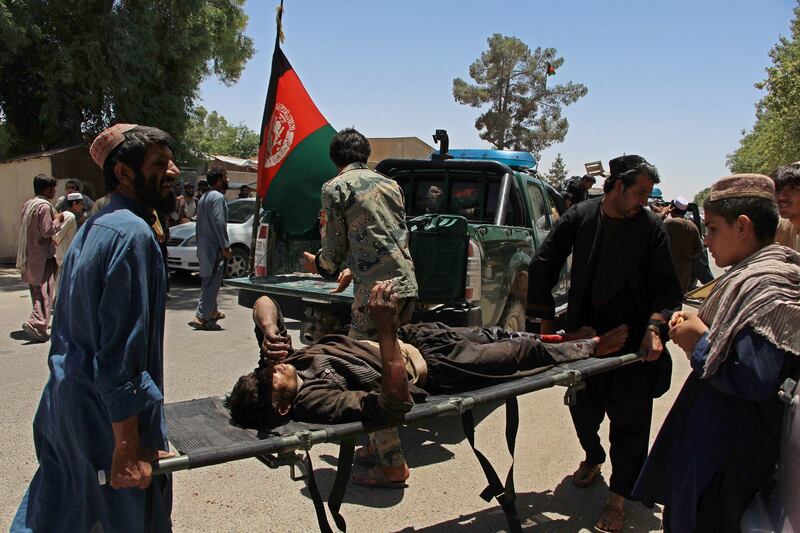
left=0, top=270, right=29, bottom=293
left=394, top=476, right=662, bottom=532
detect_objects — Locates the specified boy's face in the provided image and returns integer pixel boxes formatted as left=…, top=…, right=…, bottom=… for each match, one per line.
left=776, top=185, right=800, bottom=220
left=703, top=211, right=752, bottom=267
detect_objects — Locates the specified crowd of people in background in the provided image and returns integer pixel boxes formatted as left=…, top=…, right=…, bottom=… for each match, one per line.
left=10, top=123, right=800, bottom=533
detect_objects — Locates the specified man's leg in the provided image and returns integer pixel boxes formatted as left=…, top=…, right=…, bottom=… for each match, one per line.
left=594, top=364, right=652, bottom=532
left=352, top=428, right=409, bottom=488
left=196, top=257, right=224, bottom=322
left=605, top=365, right=652, bottom=499
left=568, top=375, right=608, bottom=476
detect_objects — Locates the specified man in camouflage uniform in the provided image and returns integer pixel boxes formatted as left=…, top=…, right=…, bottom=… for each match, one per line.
left=303, top=127, right=418, bottom=488
left=304, top=127, right=418, bottom=340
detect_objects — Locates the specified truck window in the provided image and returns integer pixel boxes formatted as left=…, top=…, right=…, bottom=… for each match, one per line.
left=526, top=182, right=551, bottom=242
left=484, top=181, right=523, bottom=227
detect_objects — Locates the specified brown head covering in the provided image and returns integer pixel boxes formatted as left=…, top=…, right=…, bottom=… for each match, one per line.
left=709, top=173, right=774, bottom=202
left=90, top=123, right=137, bottom=168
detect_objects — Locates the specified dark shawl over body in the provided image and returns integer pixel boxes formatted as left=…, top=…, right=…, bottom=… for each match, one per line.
left=273, top=324, right=560, bottom=425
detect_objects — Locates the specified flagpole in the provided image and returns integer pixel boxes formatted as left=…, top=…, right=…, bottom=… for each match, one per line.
left=248, top=0, right=286, bottom=277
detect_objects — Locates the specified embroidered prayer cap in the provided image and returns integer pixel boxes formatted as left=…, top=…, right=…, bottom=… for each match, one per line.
left=66, top=192, right=83, bottom=201
left=90, top=123, right=138, bottom=168
left=672, top=196, right=689, bottom=211
left=709, top=174, right=774, bottom=202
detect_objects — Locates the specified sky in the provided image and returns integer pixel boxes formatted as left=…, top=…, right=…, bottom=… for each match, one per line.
left=198, top=0, right=797, bottom=201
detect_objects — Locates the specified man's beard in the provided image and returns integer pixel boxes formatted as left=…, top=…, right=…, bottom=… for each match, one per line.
left=157, top=190, right=177, bottom=214
left=133, top=168, right=161, bottom=210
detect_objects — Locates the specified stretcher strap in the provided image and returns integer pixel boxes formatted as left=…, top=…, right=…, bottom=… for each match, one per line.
left=461, top=398, right=522, bottom=533
left=328, top=438, right=355, bottom=532
left=304, top=438, right=356, bottom=533
left=304, top=451, right=333, bottom=533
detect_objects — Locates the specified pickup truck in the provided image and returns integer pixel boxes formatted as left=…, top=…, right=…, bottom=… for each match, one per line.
left=226, top=142, right=569, bottom=344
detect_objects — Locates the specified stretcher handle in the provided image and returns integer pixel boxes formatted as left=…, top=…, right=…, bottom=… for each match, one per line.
left=97, top=455, right=191, bottom=485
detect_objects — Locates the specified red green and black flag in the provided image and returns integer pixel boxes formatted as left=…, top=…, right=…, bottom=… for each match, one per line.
left=546, top=62, right=556, bottom=76
left=256, top=14, right=337, bottom=235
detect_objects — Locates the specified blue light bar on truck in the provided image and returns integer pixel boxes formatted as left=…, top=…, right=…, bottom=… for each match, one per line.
left=432, top=149, right=537, bottom=170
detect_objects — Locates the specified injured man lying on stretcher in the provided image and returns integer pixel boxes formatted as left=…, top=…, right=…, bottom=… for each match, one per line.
left=227, top=281, right=628, bottom=430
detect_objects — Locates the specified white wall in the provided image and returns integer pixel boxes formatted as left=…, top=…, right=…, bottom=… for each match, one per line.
left=0, top=158, right=54, bottom=262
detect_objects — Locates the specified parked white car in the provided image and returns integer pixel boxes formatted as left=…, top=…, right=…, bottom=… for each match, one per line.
left=166, top=198, right=260, bottom=279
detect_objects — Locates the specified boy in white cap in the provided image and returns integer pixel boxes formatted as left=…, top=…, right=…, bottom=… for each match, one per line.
left=53, top=192, right=84, bottom=268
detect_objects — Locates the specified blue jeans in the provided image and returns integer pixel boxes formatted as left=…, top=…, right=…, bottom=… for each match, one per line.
left=196, top=255, right=224, bottom=321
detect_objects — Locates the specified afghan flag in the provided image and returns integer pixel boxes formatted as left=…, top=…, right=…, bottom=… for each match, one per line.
left=546, top=62, right=556, bottom=76
left=256, top=43, right=338, bottom=235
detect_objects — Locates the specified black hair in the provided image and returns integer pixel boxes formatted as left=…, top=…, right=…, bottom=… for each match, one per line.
left=197, top=180, right=208, bottom=189
left=65, top=179, right=81, bottom=190
left=102, top=126, right=174, bottom=194
left=562, top=192, right=574, bottom=202
left=770, top=163, right=800, bottom=192
left=226, top=373, right=263, bottom=429
left=329, top=127, right=371, bottom=168
left=703, top=196, right=779, bottom=246
left=206, top=166, right=227, bottom=187
left=33, top=174, right=56, bottom=195
left=226, top=368, right=287, bottom=429
left=603, top=162, right=660, bottom=194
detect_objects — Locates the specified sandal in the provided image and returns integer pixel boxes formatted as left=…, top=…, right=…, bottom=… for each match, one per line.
left=351, top=465, right=408, bottom=489
left=188, top=319, right=221, bottom=331
left=594, top=504, right=624, bottom=533
left=212, top=311, right=226, bottom=320
left=355, top=445, right=377, bottom=465
left=572, top=461, right=602, bottom=488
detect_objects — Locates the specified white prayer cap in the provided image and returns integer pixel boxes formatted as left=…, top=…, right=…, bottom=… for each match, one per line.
left=67, top=192, right=83, bottom=201
left=672, top=196, right=689, bottom=211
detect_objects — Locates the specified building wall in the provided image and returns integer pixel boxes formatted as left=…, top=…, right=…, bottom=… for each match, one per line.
left=0, top=158, right=54, bottom=262
left=367, top=137, right=434, bottom=168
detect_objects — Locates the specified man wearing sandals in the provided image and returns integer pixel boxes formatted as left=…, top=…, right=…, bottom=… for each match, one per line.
left=226, top=284, right=630, bottom=488
left=528, top=155, right=682, bottom=532
left=190, top=166, right=231, bottom=330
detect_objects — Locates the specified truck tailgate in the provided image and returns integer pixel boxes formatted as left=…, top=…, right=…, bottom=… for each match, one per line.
left=225, top=274, right=354, bottom=305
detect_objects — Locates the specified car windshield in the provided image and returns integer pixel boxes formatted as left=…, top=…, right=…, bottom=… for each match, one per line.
left=226, top=199, right=259, bottom=223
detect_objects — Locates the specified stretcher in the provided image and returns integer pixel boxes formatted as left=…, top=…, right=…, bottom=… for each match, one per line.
left=155, top=353, right=642, bottom=532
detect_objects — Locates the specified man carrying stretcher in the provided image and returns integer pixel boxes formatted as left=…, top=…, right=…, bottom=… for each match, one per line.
left=227, top=281, right=628, bottom=488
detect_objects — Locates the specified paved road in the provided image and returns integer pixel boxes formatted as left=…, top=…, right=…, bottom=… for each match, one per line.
left=0, top=267, right=693, bottom=532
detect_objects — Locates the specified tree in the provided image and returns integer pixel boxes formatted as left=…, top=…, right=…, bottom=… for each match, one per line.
left=543, top=153, right=568, bottom=188
left=694, top=186, right=711, bottom=207
left=183, top=106, right=259, bottom=161
left=728, top=3, right=800, bottom=173
left=452, top=34, right=587, bottom=156
left=0, top=1, right=254, bottom=158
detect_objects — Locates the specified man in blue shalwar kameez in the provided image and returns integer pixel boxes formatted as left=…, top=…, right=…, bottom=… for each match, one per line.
left=189, top=165, right=230, bottom=330
left=633, top=174, right=800, bottom=532
left=11, top=124, right=181, bottom=533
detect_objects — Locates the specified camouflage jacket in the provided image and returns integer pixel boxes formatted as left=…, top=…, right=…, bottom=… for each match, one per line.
left=316, top=162, right=418, bottom=299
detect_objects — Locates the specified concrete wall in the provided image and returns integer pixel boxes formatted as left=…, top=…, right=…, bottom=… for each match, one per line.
left=0, top=158, right=54, bottom=262
left=367, top=137, right=434, bottom=168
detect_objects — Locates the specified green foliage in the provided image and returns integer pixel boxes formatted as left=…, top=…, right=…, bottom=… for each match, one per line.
left=728, top=3, right=800, bottom=173
left=543, top=153, right=568, bottom=187
left=694, top=186, right=711, bottom=207
left=0, top=0, right=254, bottom=157
left=452, top=34, right=587, bottom=155
left=184, top=106, right=259, bottom=161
